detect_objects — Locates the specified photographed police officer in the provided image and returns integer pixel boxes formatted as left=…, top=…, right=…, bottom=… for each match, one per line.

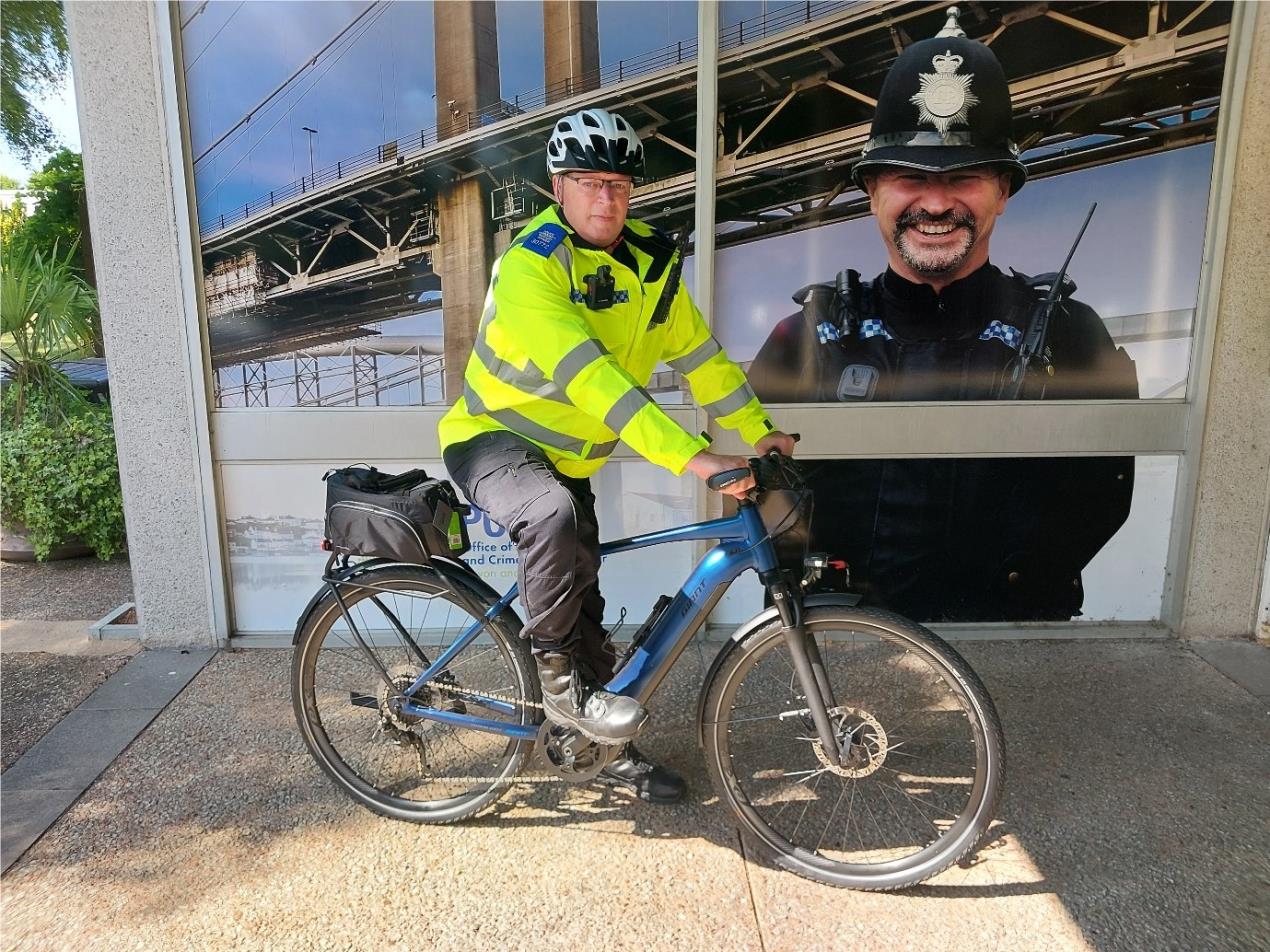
left=440, top=107, right=795, bottom=801
left=749, top=8, right=1137, bottom=622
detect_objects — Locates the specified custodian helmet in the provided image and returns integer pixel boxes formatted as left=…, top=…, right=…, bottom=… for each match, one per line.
left=852, top=7, right=1027, bottom=195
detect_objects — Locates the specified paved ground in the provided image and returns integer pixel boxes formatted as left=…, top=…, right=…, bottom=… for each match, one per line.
left=2, top=637, right=1268, bottom=952
left=0, top=555, right=133, bottom=621
left=1, top=652, right=133, bottom=770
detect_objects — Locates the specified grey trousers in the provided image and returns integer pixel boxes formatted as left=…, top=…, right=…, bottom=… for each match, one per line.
left=443, top=430, right=617, bottom=681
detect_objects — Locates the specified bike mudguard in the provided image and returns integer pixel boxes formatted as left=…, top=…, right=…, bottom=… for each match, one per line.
left=694, top=592, right=861, bottom=747
left=291, top=556, right=520, bottom=645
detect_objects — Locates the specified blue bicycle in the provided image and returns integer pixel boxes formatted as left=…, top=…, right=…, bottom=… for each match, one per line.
left=292, top=453, right=1004, bottom=890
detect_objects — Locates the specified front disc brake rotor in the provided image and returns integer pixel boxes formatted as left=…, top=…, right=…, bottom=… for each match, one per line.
left=812, top=706, right=889, bottom=778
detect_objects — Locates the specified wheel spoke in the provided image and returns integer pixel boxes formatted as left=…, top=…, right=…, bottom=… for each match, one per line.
left=295, top=566, right=536, bottom=824
left=705, top=607, right=1003, bottom=889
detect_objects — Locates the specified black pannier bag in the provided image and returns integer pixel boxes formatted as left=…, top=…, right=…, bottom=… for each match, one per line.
left=323, top=465, right=471, bottom=563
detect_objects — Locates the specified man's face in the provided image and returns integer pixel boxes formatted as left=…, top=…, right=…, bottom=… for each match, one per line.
left=552, top=172, right=633, bottom=247
left=865, top=167, right=1011, bottom=287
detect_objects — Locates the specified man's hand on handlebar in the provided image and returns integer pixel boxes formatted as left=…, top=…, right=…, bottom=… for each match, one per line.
left=754, top=430, right=797, bottom=458
left=685, top=450, right=755, bottom=499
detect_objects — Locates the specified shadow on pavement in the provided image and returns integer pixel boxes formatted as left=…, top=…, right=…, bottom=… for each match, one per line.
left=2, top=640, right=1266, bottom=950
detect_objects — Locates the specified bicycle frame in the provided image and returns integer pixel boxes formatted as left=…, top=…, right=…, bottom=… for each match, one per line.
left=325, top=503, right=782, bottom=742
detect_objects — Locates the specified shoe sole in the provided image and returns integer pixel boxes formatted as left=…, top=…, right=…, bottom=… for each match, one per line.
left=592, top=773, right=685, bottom=804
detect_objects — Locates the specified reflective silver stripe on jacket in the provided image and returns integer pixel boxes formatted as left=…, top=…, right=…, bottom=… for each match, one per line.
left=603, top=386, right=656, bottom=435
left=472, top=328, right=570, bottom=403
left=703, top=381, right=759, bottom=419
left=667, top=335, right=723, bottom=375
left=553, top=338, right=608, bottom=388
left=465, top=386, right=617, bottom=460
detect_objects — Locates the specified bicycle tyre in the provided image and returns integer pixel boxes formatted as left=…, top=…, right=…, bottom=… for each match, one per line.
left=292, top=562, right=540, bottom=824
left=701, top=604, right=1004, bottom=890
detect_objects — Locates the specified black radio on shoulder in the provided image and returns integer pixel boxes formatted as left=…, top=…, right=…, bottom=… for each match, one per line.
left=583, top=265, right=616, bottom=310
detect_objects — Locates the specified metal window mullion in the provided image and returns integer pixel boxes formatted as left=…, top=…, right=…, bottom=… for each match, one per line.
left=697, top=1, right=723, bottom=627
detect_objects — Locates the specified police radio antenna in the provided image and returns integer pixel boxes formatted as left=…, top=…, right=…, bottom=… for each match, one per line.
left=1046, top=202, right=1097, bottom=308
left=1000, top=202, right=1098, bottom=401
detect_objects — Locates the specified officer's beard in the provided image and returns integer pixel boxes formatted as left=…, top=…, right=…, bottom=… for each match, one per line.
left=893, top=210, right=978, bottom=276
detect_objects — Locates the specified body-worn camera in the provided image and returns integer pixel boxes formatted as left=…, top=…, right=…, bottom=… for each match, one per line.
left=583, top=265, right=616, bottom=309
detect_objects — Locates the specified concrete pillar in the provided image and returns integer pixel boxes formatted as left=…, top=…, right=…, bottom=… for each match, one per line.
left=432, top=3, right=500, bottom=402
left=437, top=179, right=494, bottom=403
left=434, top=1, right=500, bottom=139
left=66, top=2, right=225, bottom=647
left=1179, top=5, right=1270, bottom=639
left=544, top=0, right=599, bottom=104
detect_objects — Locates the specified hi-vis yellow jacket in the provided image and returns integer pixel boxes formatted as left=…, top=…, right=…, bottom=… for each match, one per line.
left=438, top=206, right=774, bottom=478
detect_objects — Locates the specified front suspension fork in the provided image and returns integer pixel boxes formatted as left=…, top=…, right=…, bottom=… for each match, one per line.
left=767, top=573, right=843, bottom=766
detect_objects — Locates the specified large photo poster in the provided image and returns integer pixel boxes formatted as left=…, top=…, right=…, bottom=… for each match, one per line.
left=701, top=2, right=1229, bottom=623
left=179, top=1, right=1234, bottom=631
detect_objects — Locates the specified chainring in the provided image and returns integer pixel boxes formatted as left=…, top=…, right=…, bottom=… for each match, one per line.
left=536, top=721, right=620, bottom=782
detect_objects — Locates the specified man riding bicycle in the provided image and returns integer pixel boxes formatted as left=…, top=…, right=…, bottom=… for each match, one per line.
left=439, top=107, right=794, bottom=803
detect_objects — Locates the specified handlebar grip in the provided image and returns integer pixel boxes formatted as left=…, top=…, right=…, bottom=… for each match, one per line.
left=707, top=467, right=752, bottom=492
left=765, top=432, right=801, bottom=459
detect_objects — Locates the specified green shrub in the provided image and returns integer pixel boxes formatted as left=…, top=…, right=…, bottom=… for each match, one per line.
left=0, top=391, right=126, bottom=560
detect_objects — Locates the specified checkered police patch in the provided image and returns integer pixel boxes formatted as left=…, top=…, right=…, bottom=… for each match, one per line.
left=979, top=320, right=1022, bottom=350
left=816, top=321, right=842, bottom=344
left=859, top=319, right=894, bottom=341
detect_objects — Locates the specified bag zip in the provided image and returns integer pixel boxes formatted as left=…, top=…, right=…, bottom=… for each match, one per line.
left=327, top=501, right=430, bottom=558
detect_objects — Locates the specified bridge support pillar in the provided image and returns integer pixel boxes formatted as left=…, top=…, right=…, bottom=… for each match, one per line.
left=435, top=1, right=500, bottom=136
left=544, top=0, right=599, bottom=104
left=434, top=2, right=500, bottom=402
left=437, top=179, right=493, bottom=403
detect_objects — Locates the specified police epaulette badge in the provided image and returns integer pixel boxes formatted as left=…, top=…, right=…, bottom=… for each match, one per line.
left=521, top=223, right=568, bottom=257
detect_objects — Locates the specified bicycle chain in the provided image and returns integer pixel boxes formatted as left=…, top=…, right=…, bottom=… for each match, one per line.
left=419, top=678, right=544, bottom=712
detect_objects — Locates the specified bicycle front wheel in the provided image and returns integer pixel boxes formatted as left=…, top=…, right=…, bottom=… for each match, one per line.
left=292, top=563, right=539, bottom=824
left=702, top=605, right=1004, bottom=890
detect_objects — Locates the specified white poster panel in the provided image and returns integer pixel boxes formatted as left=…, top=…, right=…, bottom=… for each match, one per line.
left=220, top=459, right=696, bottom=634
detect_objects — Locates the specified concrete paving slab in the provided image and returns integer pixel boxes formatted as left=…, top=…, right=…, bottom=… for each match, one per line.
left=1, top=651, right=133, bottom=769
left=78, top=649, right=215, bottom=710
left=1, top=788, right=82, bottom=871
left=1190, top=639, right=1270, bottom=698
left=0, top=619, right=141, bottom=657
left=0, top=647, right=214, bottom=874
left=1, top=707, right=159, bottom=793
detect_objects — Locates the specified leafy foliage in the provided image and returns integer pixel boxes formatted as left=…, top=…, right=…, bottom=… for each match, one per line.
left=14, top=149, right=83, bottom=265
left=0, top=198, right=28, bottom=251
left=1, top=0, right=70, bottom=164
left=0, top=238, right=99, bottom=423
left=0, top=390, right=126, bottom=560
left=0, top=173, right=22, bottom=189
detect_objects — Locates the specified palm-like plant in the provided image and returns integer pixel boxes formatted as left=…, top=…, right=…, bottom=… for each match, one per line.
left=1, top=239, right=98, bottom=423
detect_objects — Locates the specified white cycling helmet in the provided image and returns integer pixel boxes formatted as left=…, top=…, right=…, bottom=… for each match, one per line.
left=546, top=107, right=644, bottom=178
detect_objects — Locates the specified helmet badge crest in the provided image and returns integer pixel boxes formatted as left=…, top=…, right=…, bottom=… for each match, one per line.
left=910, top=50, right=979, bottom=137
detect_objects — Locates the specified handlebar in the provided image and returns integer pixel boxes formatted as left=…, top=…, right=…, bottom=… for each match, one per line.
left=705, top=433, right=801, bottom=493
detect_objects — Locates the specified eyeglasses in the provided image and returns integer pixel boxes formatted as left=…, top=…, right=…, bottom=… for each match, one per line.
left=565, top=175, right=633, bottom=197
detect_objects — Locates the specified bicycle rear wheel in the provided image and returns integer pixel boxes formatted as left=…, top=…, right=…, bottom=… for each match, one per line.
left=701, top=605, right=1004, bottom=890
left=292, top=563, right=539, bottom=824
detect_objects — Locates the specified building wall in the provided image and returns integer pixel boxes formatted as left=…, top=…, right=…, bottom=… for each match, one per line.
left=62, top=1, right=1270, bottom=646
left=1179, top=2, right=1270, bottom=639
left=66, top=1, right=224, bottom=647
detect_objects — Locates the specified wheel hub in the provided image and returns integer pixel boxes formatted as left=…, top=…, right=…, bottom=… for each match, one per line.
left=812, top=707, right=889, bottom=778
left=378, top=664, right=427, bottom=732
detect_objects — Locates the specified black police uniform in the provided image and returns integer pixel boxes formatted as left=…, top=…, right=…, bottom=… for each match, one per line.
left=749, top=262, right=1138, bottom=621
